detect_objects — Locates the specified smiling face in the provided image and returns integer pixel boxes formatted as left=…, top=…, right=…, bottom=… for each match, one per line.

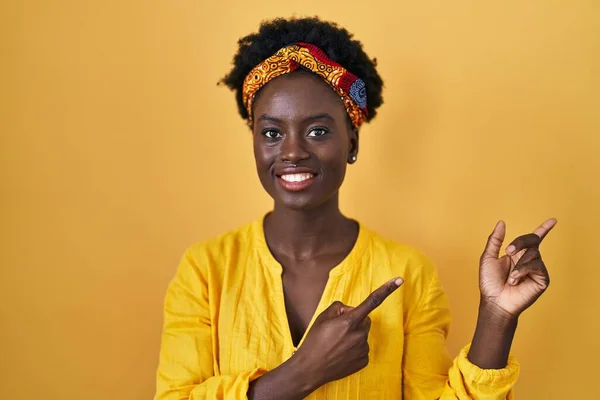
left=252, top=71, right=359, bottom=211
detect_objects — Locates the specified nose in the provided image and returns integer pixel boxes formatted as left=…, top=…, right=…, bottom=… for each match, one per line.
left=280, top=133, right=310, bottom=164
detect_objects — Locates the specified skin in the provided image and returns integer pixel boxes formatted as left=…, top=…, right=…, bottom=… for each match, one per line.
left=252, top=71, right=360, bottom=346
left=245, top=71, right=556, bottom=398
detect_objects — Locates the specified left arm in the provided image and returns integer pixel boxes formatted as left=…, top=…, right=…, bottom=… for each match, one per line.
left=468, top=218, right=556, bottom=368
left=401, top=261, right=520, bottom=400
left=402, top=218, right=556, bottom=399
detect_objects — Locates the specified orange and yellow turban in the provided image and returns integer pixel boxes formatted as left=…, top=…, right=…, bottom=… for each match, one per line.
left=242, top=42, right=368, bottom=128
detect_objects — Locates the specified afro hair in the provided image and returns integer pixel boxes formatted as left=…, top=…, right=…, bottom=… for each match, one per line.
left=220, top=16, right=384, bottom=124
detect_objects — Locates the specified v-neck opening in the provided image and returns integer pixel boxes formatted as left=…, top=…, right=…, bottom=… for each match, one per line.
left=251, top=214, right=371, bottom=350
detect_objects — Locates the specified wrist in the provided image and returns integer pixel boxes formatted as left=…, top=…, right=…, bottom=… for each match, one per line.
left=248, top=353, right=320, bottom=400
left=478, top=298, right=519, bottom=329
left=284, top=352, right=321, bottom=396
left=468, top=299, right=519, bottom=369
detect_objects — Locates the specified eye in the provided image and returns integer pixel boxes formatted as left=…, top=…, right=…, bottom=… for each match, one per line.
left=262, top=129, right=282, bottom=139
left=307, top=127, right=329, bottom=138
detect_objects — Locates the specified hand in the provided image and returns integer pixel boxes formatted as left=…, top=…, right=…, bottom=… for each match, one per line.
left=293, top=277, right=404, bottom=387
left=479, top=218, right=557, bottom=319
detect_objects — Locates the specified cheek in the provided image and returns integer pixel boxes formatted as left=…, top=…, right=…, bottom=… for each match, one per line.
left=253, top=142, right=276, bottom=174
left=319, top=148, right=348, bottom=183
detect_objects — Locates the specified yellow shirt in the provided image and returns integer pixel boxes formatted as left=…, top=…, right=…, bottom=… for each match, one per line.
left=155, top=218, right=519, bottom=399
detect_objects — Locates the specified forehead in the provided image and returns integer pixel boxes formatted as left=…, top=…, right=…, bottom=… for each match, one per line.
left=252, top=71, right=347, bottom=122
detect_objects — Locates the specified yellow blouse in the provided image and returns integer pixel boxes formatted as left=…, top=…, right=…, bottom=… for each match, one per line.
left=155, top=218, right=519, bottom=399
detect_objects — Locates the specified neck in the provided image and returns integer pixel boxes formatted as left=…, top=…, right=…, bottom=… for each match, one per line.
left=264, top=195, right=354, bottom=261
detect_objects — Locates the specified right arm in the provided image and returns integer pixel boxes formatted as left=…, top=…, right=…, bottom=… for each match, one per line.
left=155, top=249, right=269, bottom=400
left=246, top=355, right=316, bottom=399
left=155, top=248, right=326, bottom=400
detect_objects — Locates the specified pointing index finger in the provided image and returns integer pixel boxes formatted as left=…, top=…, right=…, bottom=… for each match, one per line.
left=506, top=218, right=558, bottom=255
left=347, top=277, right=403, bottom=323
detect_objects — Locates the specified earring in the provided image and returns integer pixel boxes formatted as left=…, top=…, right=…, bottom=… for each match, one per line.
left=350, top=155, right=357, bottom=163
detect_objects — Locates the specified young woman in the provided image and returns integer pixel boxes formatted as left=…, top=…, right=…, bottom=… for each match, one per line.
left=154, top=17, right=556, bottom=399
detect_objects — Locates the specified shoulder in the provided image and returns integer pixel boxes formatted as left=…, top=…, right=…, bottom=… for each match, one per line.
left=185, top=220, right=257, bottom=260
left=179, top=219, right=263, bottom=277
left=362, top=225, right=448, bottom=317
left=166, top=220, right=262, bottom=300
left=360, top=224, right=442, bottom=308
left=363, top=225, right=438, bottom=278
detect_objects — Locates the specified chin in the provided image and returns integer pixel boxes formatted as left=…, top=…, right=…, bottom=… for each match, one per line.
left=260, top=176, right=340, bottom=211
left=279, top=198, right=321, bottom=211
left=274, top=190, right=336, bottom=211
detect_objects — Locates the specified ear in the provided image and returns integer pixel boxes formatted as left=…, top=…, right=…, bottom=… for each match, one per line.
left=348, top=127, right=359, bottom=164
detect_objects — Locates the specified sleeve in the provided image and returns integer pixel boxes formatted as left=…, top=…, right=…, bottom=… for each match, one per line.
left=402, top=255, right=520, bottom=400
left=154, top=248, right=268, bottom=400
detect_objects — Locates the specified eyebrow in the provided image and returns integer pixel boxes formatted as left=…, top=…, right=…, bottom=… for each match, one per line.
left=256, top=113, right=335, bottom=123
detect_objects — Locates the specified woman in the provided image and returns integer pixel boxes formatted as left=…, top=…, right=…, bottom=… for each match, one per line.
left=154, top=17, right=556, bottom=399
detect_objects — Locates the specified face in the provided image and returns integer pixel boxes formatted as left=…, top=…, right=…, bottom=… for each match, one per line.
left=252, top=71, right=359, bottom=211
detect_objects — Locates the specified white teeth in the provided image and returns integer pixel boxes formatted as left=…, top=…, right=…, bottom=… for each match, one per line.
left=280, top=173, right=313, bottom=182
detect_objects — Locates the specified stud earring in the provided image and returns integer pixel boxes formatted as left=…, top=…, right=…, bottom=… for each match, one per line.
left=350, top=155, right=357, bottom=163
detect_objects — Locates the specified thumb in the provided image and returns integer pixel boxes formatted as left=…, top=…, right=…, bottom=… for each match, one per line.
left=481, top=221, right=506, bottom=263
left=338, top=304, right=354, bottom=316
left=321, top=301, right=353, bottom=319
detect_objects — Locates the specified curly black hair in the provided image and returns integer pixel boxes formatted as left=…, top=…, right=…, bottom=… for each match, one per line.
left=220, top=16, right=384, bottom=124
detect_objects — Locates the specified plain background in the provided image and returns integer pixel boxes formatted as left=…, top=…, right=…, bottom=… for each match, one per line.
left=2, top=1, right=599, bottom=399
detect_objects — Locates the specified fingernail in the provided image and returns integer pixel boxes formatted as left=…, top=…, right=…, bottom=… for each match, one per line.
left=394, top=278, right=404, bottom=286
left=509, top=278, right=517, bottom=285
left=506, top=245, right=516, bottom=254
left=510, top=270, right=519, bottom=278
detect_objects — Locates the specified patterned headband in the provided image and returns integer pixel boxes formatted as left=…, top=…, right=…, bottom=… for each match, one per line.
left=242, top=42, right=368, bottom=128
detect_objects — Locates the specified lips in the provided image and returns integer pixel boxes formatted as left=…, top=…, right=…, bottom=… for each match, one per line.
left=276, top=171, right=317, bottom=192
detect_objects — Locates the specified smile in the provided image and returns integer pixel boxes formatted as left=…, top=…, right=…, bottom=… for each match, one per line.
left=277, top=173, right=316, bottom=191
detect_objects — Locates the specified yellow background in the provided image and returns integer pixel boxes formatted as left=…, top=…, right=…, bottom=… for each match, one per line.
left=2, top=1, right=598, bottom=399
